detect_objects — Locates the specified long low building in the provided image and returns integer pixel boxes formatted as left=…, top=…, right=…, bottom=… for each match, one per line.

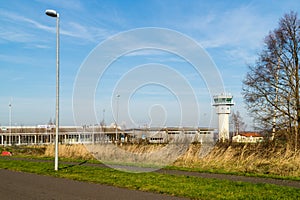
left=125, top=127, right=215, bottom=144
left=0, top=125, right=216, bottom=146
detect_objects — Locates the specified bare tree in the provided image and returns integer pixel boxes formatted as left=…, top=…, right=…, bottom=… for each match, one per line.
left=48, top=118, right=54, bottom=125
left=243, top=11, right=300, bottom=151
left=231, top=111, right=246, bottom=136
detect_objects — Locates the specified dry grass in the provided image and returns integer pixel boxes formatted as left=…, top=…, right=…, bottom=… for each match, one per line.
left=85, top=143, right=189, bottom=167
left=174, top=142, right=300, bottom=177
left=44, top=144, right=93, bottom=160
left=26, top=142, right=300, bottom=177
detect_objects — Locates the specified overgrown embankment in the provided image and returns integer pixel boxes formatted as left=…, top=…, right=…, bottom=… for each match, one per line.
left=2, top=142, right=300, bottom=177
left=174, top=142, right=300, bottom=177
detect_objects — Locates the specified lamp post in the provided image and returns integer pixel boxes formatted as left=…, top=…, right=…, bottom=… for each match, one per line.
left=116, top=95, right=120, bottom=142
left=45, top=9, right=60, bottom=171
left=9, top=100, right=12, bottom=145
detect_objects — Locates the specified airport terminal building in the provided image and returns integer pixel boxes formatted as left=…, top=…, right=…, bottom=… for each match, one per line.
left=0, top=125, right=215, bottom=146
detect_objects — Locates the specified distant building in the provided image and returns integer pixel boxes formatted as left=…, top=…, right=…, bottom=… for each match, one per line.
left=125, top=127, right=215, bottom=144
left=232, top=132, right=264, bottom=143
left=0, top=125, right=214, bottom=146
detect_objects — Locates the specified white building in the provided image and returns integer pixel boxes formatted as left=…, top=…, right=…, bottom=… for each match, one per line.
left=213, top=94, right=234, bottom=141
left=232, top=132, right=264, bottom=143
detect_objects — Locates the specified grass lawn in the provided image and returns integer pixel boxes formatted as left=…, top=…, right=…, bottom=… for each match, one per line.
left=0, top=158, right=299, bottom=199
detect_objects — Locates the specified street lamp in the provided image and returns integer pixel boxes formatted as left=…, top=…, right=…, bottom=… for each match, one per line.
left=9, top=100, right=12, bottom=145
left=116, top=95, right=120, bottom=142
left=45, top=9, right=60, bottom=171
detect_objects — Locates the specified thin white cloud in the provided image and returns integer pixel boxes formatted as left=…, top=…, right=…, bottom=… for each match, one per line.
left=0, top=54, right=34, bottom=64
left=198, top=7, right=270, bottom=49
left=0, top=9, right=111, bottom=44
left=0, top=10, right=52, bottom=32
left=224, top=48, right=258, bottom=65
left=31, top=44, right=51, bottom=49
left=124, top=49, right=167, bottom=57
left=61, top=21, right=111, bottom=43
left=171, top=4, right=274, bottom=65
left=0, top=10, right=52, bottom=43
left=0, top=29, right=33, bottom=43
left=124, top=49, right=187, bottom=63
left=35, top=0, right=84, bottom=11
left=11, top=77, right=24, bottom=81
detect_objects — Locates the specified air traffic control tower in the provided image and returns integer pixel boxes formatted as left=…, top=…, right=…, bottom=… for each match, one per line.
left=213, top=94, right=234, bottom=141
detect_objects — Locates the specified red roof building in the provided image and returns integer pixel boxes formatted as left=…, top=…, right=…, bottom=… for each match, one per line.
left=232, top=132, right=264, bottom=143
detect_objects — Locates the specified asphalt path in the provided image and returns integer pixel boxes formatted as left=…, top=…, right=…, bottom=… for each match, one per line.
left=0, top=169, right=187, bottom=200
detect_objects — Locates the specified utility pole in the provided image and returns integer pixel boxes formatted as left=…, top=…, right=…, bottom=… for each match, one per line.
left=116, top=95, right=120, bottom=142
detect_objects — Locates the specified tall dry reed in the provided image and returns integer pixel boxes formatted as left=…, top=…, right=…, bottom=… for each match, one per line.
left=38, top=142, right=300, bottom=177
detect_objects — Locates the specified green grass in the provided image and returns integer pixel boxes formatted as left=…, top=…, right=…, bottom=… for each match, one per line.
left=0, top=158, right=299, bottom=199
left=165, top=165, right=300, bottom=181
left=6, top=153, right=300, bottom=181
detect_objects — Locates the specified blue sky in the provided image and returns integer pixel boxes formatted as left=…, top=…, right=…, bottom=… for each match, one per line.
left=1, top=0, right=299, bottom=129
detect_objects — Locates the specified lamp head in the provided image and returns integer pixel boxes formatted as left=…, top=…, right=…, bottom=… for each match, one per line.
left=45, top=9, right=58, bottom=17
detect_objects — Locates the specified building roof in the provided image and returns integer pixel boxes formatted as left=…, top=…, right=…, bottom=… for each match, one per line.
left=239, top=132, right=263, bottom=137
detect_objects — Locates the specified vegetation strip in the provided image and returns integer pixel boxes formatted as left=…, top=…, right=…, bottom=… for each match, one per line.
left=0, top=158, right=299, bottom=199
left=2, top=156, right=300, bottom=189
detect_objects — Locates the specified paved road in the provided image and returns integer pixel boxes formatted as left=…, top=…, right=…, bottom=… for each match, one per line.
left=0, top=169, right=187, bottom=200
